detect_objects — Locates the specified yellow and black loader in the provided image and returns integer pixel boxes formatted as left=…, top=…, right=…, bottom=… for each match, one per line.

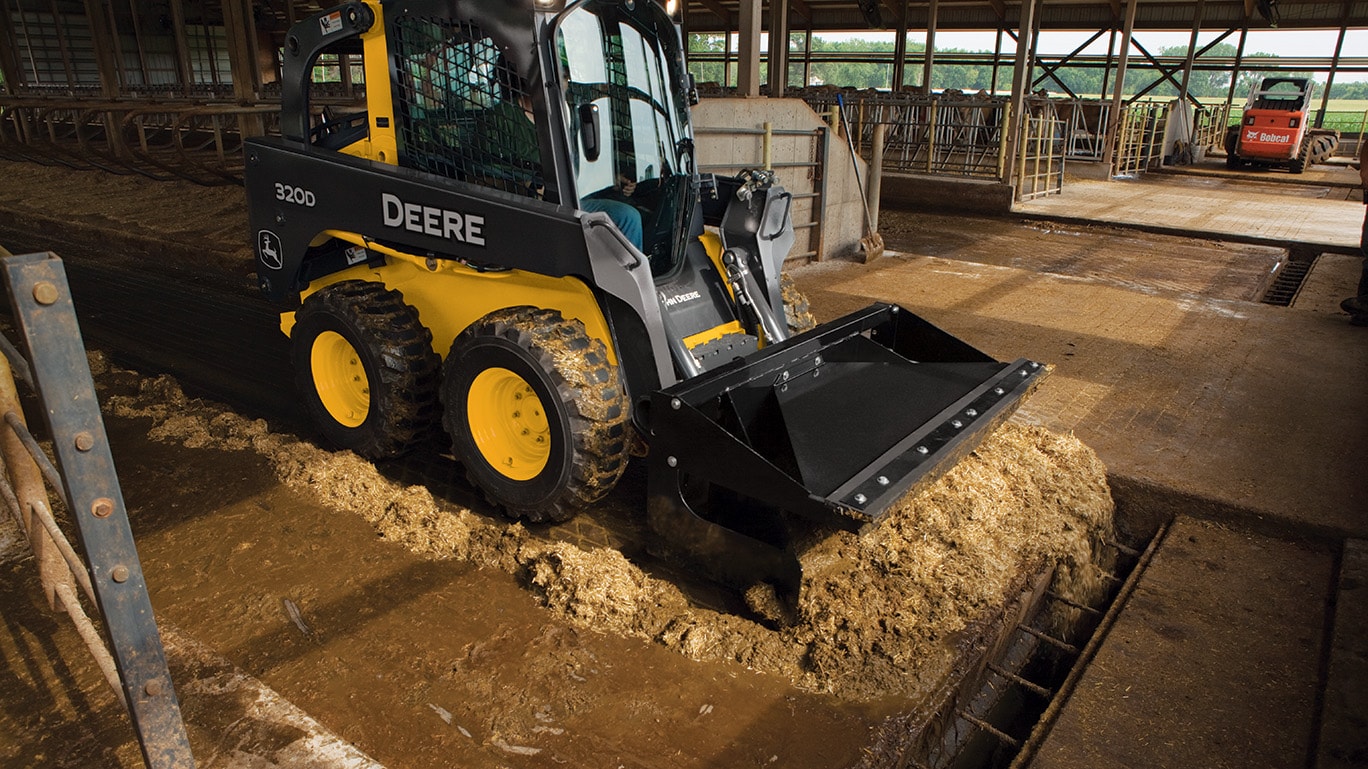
left=244, top=0, right=1046, bottom=613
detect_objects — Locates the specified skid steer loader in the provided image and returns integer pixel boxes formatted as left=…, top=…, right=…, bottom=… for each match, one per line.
left=244, top=0, right=1045, bottom=613
left=1224, top=77, right=1339, bottom=173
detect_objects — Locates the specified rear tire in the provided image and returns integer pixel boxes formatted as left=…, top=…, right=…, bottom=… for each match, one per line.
left=291, top=281, right=441, bottom=459
left=1223, top=126, right=1244, bottom=168
left=441, top=307, right=629, bottom=522
left=1289, top=136, right=1311, bottom=174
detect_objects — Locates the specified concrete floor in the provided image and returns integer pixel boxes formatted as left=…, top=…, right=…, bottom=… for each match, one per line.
left=0, top=156, right=1365, bottom=767
left=864, top=159, right=1366, bottom=768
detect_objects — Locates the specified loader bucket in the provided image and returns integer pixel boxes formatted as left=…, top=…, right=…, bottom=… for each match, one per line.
left=645, top=302, right=1047, bottom=616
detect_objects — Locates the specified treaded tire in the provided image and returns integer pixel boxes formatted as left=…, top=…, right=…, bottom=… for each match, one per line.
left=441, top=306, right=629, bottom=523
left=1289, top=135, right=1310, bottom=174
left=291, top=280, right=440, bottom=460
left=1223, top=126, right=1244, bottom=168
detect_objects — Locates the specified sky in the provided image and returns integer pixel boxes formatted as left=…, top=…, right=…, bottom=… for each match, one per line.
left=813, top=27, right=1368, bottom=82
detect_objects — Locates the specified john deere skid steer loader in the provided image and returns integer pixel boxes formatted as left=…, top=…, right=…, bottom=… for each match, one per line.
left=245, top=0, right=1045, bottom=612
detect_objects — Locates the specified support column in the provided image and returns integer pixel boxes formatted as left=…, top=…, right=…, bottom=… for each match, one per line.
left=767, top=0, right=789, bottom=97
left=803, top=25, right=813, bottom=87
left=990, top=23, right=1002, bottom=95
left=737, top=0, right=761, bottom=96
left=1005, top=0, right=1038, bottom=180
left=1100, top=25, right=1117, bottom=97
left=87, top=6, right=123, bottom=93
left=169, top=0, right=193, bottom=93
left=221, top=0, right=259, bottom=101
left=0, top=0, right=24, bottom=94
left=891, top=0, right=908, bottom=92
left=921, top=0, right=938, bottom=93
left=1100, top=0, right=1137, bottom=171
left=1316, top=3, right=1351, bottom=127
left=1177, top=0, right=1205, bottom=107
left=1223, top=26, right=1247, bottom=113
left=724, top=31, right=733, bottom=88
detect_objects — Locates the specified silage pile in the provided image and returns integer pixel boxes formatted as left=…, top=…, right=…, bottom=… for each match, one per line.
left=96, top=352, right=1113, bottom=702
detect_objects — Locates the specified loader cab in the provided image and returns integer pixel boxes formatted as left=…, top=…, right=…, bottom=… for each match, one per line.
left=552, top=0, right=697, bottom=276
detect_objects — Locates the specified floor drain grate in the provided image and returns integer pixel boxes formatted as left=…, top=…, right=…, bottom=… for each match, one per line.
left=1260, top=259, right=1315, bottom=306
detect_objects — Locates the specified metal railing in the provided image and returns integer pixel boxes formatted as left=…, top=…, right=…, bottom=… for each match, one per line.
left=801, top=91, right=1010, bottom=180
left=1044, top=99, right=1113, bottom=162
left=1111, top=101, right=1169, bottom=178
left=0, top=248, right=194, bottom=768
left=1016, top=115, right=1065, bottom=201
left=0, top=99, right=281, bottom=185
left=694, top=123, right=829, bottom=264
left=1192, top=101, right=1231, bottom=154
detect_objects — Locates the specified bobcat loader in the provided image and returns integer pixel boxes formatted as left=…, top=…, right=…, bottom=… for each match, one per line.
left=244, top=0, right=1045, bottom=613
left=1224, top=76, right=1339, bottom=173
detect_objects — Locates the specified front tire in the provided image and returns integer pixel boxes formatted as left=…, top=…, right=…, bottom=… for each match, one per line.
left=441, top=307, right=629, bottom=522
left=291, top=281, right=440, bottom=459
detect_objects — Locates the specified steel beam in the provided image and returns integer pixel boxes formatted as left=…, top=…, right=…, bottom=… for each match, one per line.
left=4, top=252, right=195, bottom=769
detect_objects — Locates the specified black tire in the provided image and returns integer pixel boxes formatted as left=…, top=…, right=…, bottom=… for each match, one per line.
left=291, top=281, right=440, bottom=460
left=1289, top=136, right=1311, bottom=174
left=1223, top=126, right=1243, bottom=168
left=441, top=307, right=629, bottom=523
left=780, top=272, right=817, bottom=335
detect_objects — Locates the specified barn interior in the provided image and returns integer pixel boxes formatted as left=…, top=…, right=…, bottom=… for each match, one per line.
left=0, top=0, right=1366, bottom=767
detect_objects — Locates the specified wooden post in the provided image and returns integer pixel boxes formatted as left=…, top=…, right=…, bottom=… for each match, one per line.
left=922, top=0, right=938, bottom=93
left=1100, top=0, right=1137, bottom=172
left=737, top=0, right=762, bottom=96
left=1005, top=0, right=1037, bottom=182
left=767, top=0, right=789, bottom=97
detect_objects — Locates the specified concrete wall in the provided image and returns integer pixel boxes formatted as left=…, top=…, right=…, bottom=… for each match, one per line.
left=879, top=172, right=1015, bottom=216
left=692, top=97, right=867, bottom=263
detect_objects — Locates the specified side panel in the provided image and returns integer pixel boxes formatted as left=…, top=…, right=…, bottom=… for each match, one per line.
left=246, top=137, right=591, bottom=300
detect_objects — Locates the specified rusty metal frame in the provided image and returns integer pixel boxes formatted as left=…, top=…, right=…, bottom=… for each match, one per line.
left=0, top=250, right=195, bottom=769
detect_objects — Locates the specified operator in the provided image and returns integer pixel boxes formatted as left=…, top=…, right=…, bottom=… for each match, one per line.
left=1341, top=138, right=1368, bottom=326
left=487, top=61, right=643, bottom=250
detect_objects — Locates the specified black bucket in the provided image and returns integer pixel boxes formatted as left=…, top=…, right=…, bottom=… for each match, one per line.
left=645, top=302, right=1047, bottom=614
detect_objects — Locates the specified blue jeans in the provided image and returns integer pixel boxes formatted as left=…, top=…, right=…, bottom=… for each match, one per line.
left=582, top=198, right=643, bottom=251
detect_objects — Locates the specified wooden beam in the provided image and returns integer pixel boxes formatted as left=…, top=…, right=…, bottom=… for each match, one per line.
left=0, top=0, right=24, bottom=93
left=693, top=0, right=733, bottom=26
left=169, top=0, right=193, bottom=93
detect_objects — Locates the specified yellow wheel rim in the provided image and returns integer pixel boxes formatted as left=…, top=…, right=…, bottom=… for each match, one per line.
left=468, top=367, right=550, bottom=481
left=311, top=330, right=369, bottom=429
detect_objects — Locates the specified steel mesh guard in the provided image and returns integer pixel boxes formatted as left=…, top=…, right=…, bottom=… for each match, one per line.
left=391, top=16, right=542, bottom=196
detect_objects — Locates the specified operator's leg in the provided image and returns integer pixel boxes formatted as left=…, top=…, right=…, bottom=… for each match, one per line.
left=1358, top=204, right=1368, bottom=300
left=1345, top=205, right=1368, bottom=325
left=582, top=198, right=643, bottom=251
